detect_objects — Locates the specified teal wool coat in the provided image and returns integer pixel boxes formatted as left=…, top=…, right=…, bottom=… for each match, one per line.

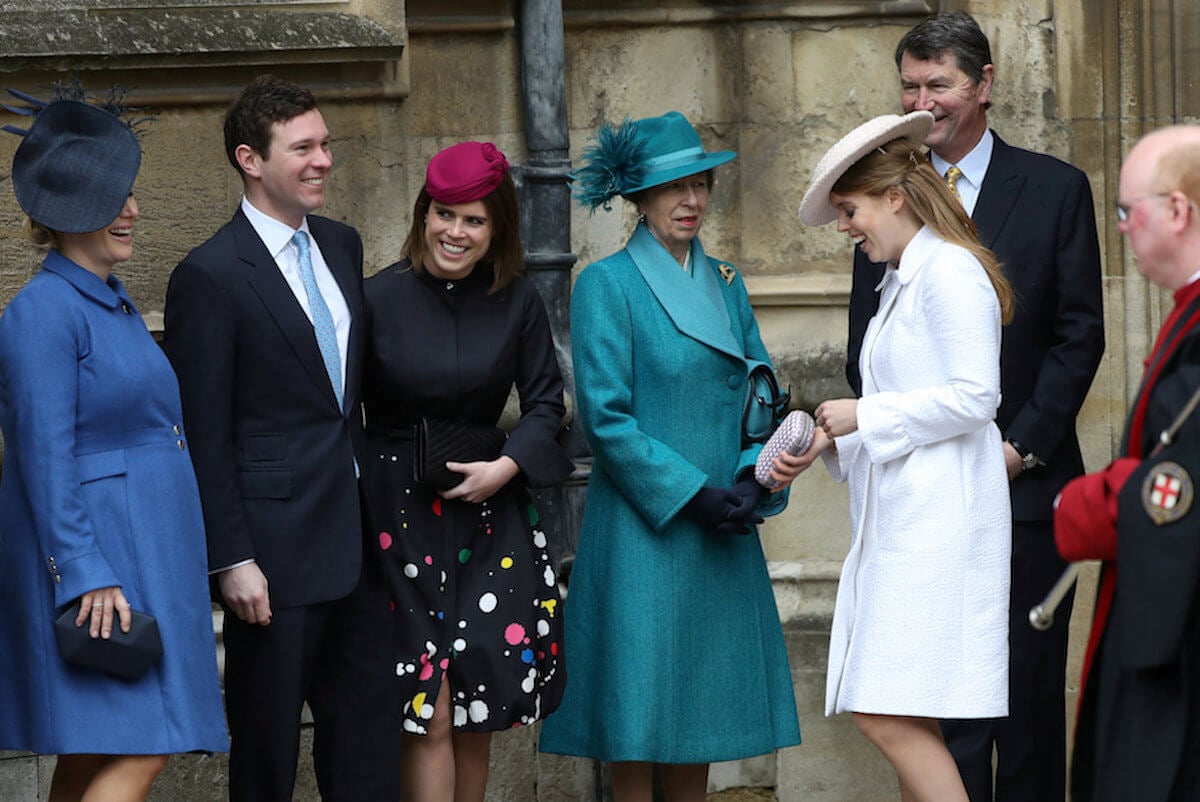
left=539, top=225, right=801, bottom=762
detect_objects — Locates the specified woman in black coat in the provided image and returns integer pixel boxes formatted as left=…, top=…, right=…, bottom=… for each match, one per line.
left=361, top=141, right=571, bottom=802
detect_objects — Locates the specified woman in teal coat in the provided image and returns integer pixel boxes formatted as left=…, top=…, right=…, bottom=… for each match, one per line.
left=539, top=112, right=802, bottom=801
left=0, top=93, right=226, bottom=801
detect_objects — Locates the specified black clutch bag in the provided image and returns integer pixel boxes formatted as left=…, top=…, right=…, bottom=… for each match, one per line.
left=53, top=606, right=163, bottom=680
left=413, top=417, right=507, bottom=490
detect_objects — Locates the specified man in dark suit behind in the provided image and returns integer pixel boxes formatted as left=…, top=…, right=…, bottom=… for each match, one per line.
left=845, top=12, right=1105, bottom=802
left=164, top=75, right=398, bottom=801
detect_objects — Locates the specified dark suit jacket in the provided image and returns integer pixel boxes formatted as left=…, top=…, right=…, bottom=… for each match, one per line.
left=163, top=208, right=366, bottom=609
left=847, top=131, right=1105, bottom=521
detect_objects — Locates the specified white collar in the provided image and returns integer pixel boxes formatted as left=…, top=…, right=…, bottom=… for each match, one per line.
left=931, top=128, right=994, bottom=190
left=241, top=196, right=312, bottom=260
left=874, top=226, right=941, bottom=291
left=895, top=226, right=942, bottom=284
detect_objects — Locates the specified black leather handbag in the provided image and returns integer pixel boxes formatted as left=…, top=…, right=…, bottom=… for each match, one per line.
left=413, top=417, right=507, bottom=490
left=54, top=606, right=163, bottom=680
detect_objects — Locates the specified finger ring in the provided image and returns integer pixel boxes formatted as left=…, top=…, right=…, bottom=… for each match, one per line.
left=91, top=603, right=104, bottom=607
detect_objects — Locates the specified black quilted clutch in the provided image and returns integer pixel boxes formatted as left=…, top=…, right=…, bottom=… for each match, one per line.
left=413, top=417, right=507, bottom=490
left=54, top=606, right=163, bottom=680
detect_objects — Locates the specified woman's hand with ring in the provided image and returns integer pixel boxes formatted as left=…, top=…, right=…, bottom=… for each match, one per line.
left=76, top=586, right=131, bottom=640
left=814, top=398, right=859, bottom=438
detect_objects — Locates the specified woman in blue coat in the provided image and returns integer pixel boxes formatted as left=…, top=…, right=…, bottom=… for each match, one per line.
left=539, top=112, right=803, bottom=801
left=0, top=94, right=227, bottom=800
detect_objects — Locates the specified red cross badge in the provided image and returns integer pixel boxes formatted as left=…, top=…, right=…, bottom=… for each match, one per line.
left=1141, top=460, right=1194, bottom=525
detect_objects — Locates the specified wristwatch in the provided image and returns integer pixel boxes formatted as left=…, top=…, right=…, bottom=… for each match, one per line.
left=1007, top=439, right=1040, bottom=471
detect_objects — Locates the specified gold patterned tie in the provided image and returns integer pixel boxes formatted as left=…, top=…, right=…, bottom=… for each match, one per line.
left=945, top=165, right=964, bottom=201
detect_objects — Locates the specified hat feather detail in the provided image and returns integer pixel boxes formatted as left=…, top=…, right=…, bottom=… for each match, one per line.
left=1, top=87, right=45, bottom=134
left=3, top=87, right=46, bottom=112
left=1, top=80, right=154, bottom=141
left=573, top=117, right=647, bottom=212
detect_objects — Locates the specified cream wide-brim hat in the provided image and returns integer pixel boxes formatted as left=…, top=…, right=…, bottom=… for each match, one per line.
left=797, top=110, right=934, bottom=227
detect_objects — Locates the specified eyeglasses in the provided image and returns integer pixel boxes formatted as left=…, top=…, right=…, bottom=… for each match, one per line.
left=1115, top=192, right=1172, bottom=223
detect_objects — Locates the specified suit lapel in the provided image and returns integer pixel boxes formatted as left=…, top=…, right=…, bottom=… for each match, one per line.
left=231, top=209, right=343, bottom=413
left=972, top=132, right=1025, bottom=248
left=625, top=224, right=742, bottom=360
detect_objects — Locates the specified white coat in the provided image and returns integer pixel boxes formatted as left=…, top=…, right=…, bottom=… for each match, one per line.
left=823, top=226, right=1011, bottom=718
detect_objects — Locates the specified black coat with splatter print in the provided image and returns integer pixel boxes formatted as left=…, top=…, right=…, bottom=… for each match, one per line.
left=361, top=260, right=571, bottom=733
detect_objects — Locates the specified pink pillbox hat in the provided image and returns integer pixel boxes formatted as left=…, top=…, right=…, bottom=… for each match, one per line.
left=425, top=141, right=510, bottom=204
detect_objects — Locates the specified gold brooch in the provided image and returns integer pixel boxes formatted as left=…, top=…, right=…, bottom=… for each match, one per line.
left=718, top=263, right=736, bottom=285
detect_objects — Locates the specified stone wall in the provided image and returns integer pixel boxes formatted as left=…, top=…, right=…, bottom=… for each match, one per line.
left=0, top=0, right=1191, bottom=799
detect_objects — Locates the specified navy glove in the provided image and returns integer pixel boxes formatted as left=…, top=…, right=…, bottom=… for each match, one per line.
left=681, top=486, right=737, bottom=530
left=681, top=483, right=763, bottom=536
left=727, top=478, right=766, bottom=527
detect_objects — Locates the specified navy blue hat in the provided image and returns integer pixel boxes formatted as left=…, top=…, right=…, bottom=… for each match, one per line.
left=10, top=99, right=141, bottom=233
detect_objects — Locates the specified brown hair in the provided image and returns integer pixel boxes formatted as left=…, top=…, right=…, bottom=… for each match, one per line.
left=833, top=138, right=1014, bottom=323
left=402, top=171, right=523, bottom=293
left=25, top=217, right=60, bottom=250
left=223, top=75, right=318, bottom=176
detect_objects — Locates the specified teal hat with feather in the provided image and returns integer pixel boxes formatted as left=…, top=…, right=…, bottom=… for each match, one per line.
left=573, top=111, right=736, bottom=212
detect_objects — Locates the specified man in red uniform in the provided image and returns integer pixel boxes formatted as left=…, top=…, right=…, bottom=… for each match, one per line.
left=1055, top=124, right=1200, bottom=802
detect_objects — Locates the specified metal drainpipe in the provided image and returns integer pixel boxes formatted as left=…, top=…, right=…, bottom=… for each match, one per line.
left=515, top=0, right=588, bottom=573
left=513, top=7, right=599, bottom=795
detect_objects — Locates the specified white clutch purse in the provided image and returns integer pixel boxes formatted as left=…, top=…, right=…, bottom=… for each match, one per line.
left=754, top=410, right=815, bottom=488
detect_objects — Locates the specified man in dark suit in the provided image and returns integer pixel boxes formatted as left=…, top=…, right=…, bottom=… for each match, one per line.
left=164, top=75, right=398, bottom=801
left=845, top=12, right=1105, bottom=802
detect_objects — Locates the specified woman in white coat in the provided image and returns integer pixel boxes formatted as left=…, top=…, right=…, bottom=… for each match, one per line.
left=794, top=111, right=1015, bottom=802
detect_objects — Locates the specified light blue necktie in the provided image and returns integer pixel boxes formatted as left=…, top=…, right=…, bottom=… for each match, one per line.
left=292, top=231, right=343, bottom=407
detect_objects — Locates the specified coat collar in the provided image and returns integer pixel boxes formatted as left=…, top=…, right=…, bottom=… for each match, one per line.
left=895, top=225, right=941, bottom=284
left=624, top=222, right=741, bottom=359
left=42, top=248, right=138, bottom=313
left=867, top=226, right=941, bottom=379
left=874, top=225, right=939, bottom=290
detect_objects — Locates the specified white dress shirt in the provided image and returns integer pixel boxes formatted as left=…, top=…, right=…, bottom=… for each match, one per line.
left=931, top=128, right=994, bottom=217
left=240, top=196, right=350, bottom=392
